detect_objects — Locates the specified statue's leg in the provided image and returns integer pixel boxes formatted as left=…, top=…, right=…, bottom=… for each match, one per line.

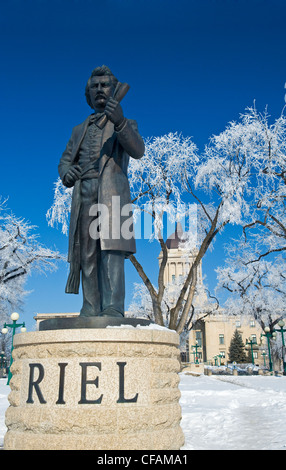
left=100, top=250, right=125, bottom=317
left=79, top=179, right=102, bottom=317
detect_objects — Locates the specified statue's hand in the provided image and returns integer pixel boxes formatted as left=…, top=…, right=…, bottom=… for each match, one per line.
left=105, top=97, right=125, bottom=127
left=64, top=165, right=82, bottom=187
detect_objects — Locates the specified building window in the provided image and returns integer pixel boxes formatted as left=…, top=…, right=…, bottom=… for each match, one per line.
left=196, top=331, right=202, bottom=347
left=172, top=274, right=176, bottom=283
left=250, top=320, right=255, bottom=328
left=236, top=320, right=241, bottom=328
left=219, top=334, right=224, bottom=345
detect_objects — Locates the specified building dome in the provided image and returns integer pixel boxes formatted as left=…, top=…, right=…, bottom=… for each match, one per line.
left=166, top=222, right=186, bottom=249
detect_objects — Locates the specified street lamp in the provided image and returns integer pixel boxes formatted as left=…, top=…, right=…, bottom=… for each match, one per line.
left=217, top=353, right=223, bottom=366
left=261, top=350, right=267, bottom=368
left=191, top=341, right=199, bottom=364
left=191, top=348, right=196, bottom=363
left=1, top=312, right=26, bottom=385
left=273, top=319, right=286, bottom=375
left=246, top=337, right=257, bottom=365
left=261, top=327, right=275, bottom=372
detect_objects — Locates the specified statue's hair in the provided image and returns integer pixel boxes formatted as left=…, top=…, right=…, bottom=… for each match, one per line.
left=85, top=65, right=119, bottom=108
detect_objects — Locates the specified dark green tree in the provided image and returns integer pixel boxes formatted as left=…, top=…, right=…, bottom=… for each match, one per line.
left=228, top=329, right=247, bottom=363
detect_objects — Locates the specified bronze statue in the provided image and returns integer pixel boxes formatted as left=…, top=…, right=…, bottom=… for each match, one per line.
left=58, top=65, right=145, bottom=318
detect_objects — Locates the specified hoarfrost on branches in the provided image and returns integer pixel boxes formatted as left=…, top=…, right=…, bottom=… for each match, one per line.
left=197, top=105, right=286, bottom=253
left=216, top=240, right=286, bottom=364
left=213, top=104, right=286, bottom=329
left=127, top=278, right=217, bottom=345
left=0, top=202, right=63, bottom=323
left=129, top=132, right=199, bottom=242
left=216, top=240, right=286, bottom=329
left=46, top=177, right=73, bottom=235
left=129, top=132, right=198, bottom=203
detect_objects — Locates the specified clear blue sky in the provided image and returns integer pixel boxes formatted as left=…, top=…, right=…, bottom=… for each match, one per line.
left=1, top=0, right=286, bottom=330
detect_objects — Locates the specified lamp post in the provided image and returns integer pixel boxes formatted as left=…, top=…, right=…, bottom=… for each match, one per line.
left=261, top=327, right=275, bottom=372
left=213, top=355, right=223, bottom=366
left=191, top=349, right=196, bottom=363
left=261, top=350, right=267, bottom=368
left=191, top=341, right=199, bottom=364
left=246, top=337, right=257, bottom=365
left=273, top=319, right=286, bottom=375
left=217, top=353, right=223, bottom=366
left=1, top=312, right=26, bottom=385
left=0, top=351, right=6, bottom=377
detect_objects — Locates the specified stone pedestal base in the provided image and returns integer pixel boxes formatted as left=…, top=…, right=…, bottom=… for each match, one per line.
left=4, top=327, right=184, bottom=450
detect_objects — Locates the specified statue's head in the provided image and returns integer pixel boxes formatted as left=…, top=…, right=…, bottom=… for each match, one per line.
left=85, top=65, right=119, bottom=111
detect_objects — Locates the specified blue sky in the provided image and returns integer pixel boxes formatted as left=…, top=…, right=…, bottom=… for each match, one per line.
left=1, top=0, right=286, bottom=330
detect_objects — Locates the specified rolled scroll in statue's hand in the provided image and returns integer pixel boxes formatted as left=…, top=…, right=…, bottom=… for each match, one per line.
left=95, top=82, right=130, bottom=129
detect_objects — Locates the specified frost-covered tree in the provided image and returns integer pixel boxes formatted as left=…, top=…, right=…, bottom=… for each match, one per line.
left=46, top=179, right=73, bottom=236
left=204, top=104, right=286, bottom=259
left=217, top=243, right=286, bottom=331
left=241, top=107, right=286, bottom=259
left=127, top=279, right=217, bottom=327
left=127, top=278, right=218, bottom=350
left=0, top=202, right=62, bottom=323
left=127, top=133, right=204, bottom=333
left=216, top=242, right=286, bottom=365
left=208, top=103, right=286, bottom=368
left=213, top=104, right=286, bottom=366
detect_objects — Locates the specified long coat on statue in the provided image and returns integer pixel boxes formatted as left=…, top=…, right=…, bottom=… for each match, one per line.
left=58, top=114, right=145, bottom=294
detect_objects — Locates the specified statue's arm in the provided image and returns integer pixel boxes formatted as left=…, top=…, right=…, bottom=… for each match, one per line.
left=58, top=132, right=81, bottom=188
left=115, top=119, right=145, bottom=160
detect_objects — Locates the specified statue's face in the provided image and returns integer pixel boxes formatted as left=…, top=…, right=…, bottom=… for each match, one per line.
left=89, top=75, right=115, bottom=111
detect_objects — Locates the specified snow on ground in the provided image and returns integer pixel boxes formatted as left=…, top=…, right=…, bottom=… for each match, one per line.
left=180, top=372, right=286, bottom=450
left=0, top=379, right=9, bottom=448
left=0, top=374, right=286, bottom=450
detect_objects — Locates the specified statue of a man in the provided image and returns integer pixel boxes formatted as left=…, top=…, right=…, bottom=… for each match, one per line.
left=58, top=65, right=145, bottom=318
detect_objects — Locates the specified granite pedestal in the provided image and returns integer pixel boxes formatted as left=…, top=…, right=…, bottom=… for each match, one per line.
left=4, top=322, right=184, bottom=450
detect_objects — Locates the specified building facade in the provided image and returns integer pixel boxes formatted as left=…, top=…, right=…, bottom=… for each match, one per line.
left=188, top=313, right=264, bottom=366
left=158, top=223, right=264, bottom=366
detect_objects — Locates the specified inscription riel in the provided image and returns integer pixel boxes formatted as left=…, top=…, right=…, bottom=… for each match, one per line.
left=5, top=330, right=184, bottom=450
left=21, top=359, right=144, bottom=407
